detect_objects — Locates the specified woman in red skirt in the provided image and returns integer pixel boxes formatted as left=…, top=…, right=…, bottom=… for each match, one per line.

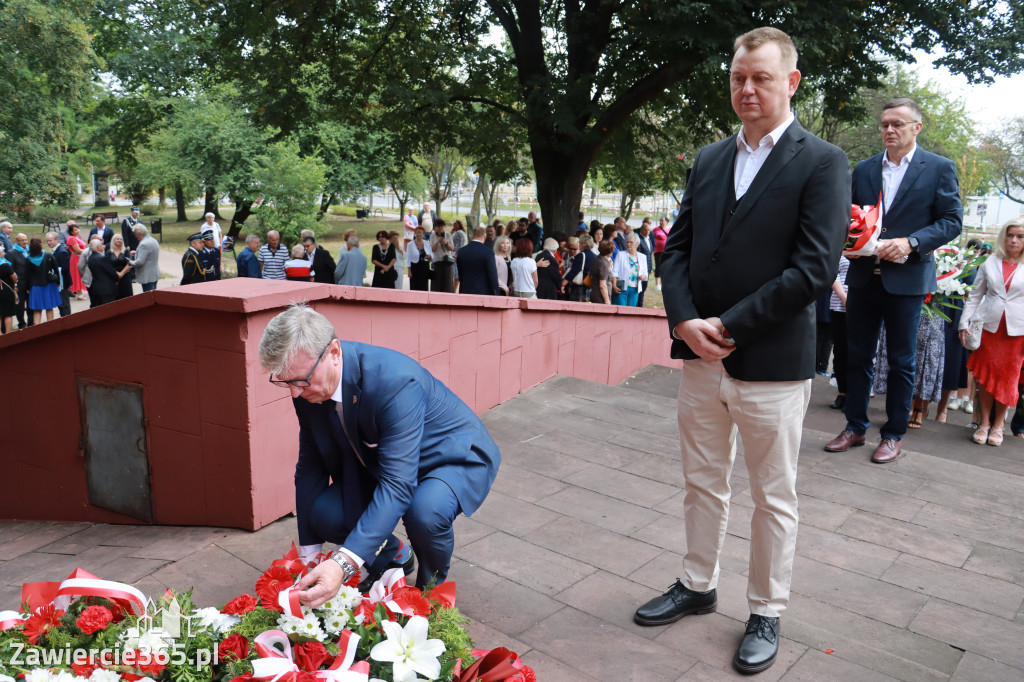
left=960, top=218, right=1024, bottom=446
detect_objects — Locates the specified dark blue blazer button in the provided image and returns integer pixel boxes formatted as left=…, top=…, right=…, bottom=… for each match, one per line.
left=711, top=250, right=720, bottom=262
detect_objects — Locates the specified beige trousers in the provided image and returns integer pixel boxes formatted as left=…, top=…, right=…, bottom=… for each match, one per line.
left=677, top=359, right=809, bottom=617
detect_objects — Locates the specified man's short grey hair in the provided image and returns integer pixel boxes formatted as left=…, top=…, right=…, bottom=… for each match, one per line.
left=246, top=234, right=260, bottom=245
left=543, top=237, right=559, bottom=251
left=347, top=236, right=360, bottom=247
left=882, top=97, right=923, bottom=122
left=205, top=212, right=215, bottom=220
left=290, top=244, right=306, bottom=259
left=133, top=225, right=149, bottom=237
left=0, top=221, right=11, bottom=231
left=259, top=303, right=337, bottom=375
left=300, top=229, right=315, bottom=239
left=89, top=240, right=104, bottom=253
left=45, top=231, right=59, bottom=241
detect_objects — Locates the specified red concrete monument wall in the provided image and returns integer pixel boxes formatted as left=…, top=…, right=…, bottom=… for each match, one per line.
left=0, top=279, right=677, bottom=530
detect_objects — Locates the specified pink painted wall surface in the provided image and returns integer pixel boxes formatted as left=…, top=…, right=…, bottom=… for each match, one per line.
left=0, top=279, right=677, bottom=530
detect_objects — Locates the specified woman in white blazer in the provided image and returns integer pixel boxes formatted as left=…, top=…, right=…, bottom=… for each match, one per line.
left=959, top=218, right=1024, bottom=446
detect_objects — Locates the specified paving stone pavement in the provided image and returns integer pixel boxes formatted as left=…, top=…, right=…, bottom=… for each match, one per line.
left=2, top=367, right=1023, bottom=680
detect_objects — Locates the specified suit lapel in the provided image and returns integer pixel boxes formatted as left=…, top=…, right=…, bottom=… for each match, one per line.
left=702, top=139, right=738, bottom=242
left=887, top=151, right=926, bottom=217
left=338, top=342, right=366, bottom=466
left=724, top=124, right=804, bottom=234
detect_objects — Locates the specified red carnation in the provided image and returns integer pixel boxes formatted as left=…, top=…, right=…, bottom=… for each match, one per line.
left=76, top=605, right=114, bottom=634
left=24, top=604, right=65, bottom=644
left=218, top=633, right=250, bottom=661
left=293, top=641, right=330, bottom=672
left=221, top=594, right=259, bottom=615
left=255, top=565, right=295, bottom=612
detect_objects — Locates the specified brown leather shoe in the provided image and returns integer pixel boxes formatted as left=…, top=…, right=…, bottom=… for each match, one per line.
left=871, top=438, right=903, bottom=463
left=824, top=429, right=866, bottom=452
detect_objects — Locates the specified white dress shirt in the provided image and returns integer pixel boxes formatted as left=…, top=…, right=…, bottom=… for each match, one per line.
left=734, top=112, right=795, bottom=199
left=879, top=145, right=917, bottom=228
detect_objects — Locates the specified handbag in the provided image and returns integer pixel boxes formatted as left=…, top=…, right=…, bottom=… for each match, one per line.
left=47, top=270, right=59, bottom=284
left=571, top=254, right=585, bottom=285
left=964, top=318, right=984, bottom=351
left=582, top=273, right=592, bottom=288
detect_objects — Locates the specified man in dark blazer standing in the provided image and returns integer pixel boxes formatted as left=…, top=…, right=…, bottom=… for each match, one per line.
left=302, top=234, right=337, bottom=285
left=259, top=305, right=500, bottom=607
left=826, top=98, right=962, bottom=464
left=456, top=227, right=499, bottom=296
left=88, top=216, right=114, bottom=247
left=632, top=28, right=849, bottom=675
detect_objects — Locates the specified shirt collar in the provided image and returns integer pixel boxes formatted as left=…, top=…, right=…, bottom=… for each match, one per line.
left=737, top=112, right=795, bottom=152
left=883, top=144, right=917, bottom=168
left=331, top=353, right=344, bottom=402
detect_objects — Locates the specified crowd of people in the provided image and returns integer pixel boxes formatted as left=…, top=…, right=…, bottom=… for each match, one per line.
left=368, top=202, right=672, bottom=305
left=0, top=210, right=162, bottom=333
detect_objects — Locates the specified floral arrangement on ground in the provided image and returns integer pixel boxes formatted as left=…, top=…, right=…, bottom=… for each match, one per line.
left=0, top=545, right=534, bottom=682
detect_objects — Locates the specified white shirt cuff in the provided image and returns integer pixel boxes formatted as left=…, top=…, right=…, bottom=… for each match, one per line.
left=336, top=547, right=364, bottom=569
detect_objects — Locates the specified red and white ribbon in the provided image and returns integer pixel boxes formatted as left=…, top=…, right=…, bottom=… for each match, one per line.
left=0, top=610, right=25, bottom=631
left=22, top=568, right=146, bottom=616
left=251, top=629, right=368, bottom=682
left=362, top=568, right=417, bottom=616
left=252, top=630, right=298, bottom=682
left=276, top=586, right=304, bottom=619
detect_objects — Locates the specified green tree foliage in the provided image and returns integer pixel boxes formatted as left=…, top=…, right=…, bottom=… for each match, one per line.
left=251, top=140, right=328, bottom=247
left=986, top=116, right=1024, bottom=204
left=0, top=0, right=100, bottom=214
left=202, top=0, right=1024, bottom=238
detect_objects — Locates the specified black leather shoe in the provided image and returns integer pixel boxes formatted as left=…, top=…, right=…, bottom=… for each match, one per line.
left=633, top=580, right=717, bottom=626
left=357, top=552, right=415, bottom=592
left=733, top=615, right=780, bottom=674
left=829, top=395, right=845, bottom=410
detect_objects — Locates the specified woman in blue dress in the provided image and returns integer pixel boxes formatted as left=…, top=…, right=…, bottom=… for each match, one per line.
left=26, top=237, right=61, bottom=324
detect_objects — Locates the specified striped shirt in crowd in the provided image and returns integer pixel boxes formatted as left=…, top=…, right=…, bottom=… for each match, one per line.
left=258, top=243, right=289, bottom=280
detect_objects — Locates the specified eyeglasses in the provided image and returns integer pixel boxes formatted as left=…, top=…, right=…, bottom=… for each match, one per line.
left=269, top=342, right=332, bottom=387
left=878, top=121, right=918, bottom=131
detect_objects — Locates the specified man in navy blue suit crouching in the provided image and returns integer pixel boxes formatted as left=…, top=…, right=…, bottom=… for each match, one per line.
left=259, top=304, right=501, bottom=607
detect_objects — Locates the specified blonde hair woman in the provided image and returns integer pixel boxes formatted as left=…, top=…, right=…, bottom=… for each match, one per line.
left=960, top=218, right=1024, bottom=446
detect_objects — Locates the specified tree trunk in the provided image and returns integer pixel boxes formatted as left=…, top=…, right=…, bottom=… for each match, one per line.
left=470, top=172, right=486, bottom=226
left=532, top=149, right=588, bottom=240
left=174, top=183, right=188, bottom=222
left=204, top=187, right=221, bottom=219
left=158, top=186, right=167, bottom=211
left=227, top=197, right=255, bottom=239
left=619, top=190, right=635, bottom=220
left=484, top=181, right=499, bottom=224
left=318, top=192, right=336, bottom=220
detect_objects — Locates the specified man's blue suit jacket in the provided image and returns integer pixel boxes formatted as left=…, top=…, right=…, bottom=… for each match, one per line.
left=456, top=240, right=499, bottom=295
left=292, top=341, right=500, bottom=563
left=847, top=148, right=962, bottom=296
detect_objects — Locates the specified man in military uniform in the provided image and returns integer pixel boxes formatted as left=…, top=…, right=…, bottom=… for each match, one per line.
left=180, top=232, right=207, bottom=285
left=121, top=208, right=142, bottom=252
left=201, top=229, right=222, bottom=281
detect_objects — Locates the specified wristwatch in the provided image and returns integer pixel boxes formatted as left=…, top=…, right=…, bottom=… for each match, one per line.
left=907, top=236, right=920, bottom=253
left=330, top=552, right=358, bottom=582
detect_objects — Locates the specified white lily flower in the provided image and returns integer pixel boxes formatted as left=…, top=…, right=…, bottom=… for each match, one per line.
left=369, top=615, right=445, bottom=681
left=192, top=607, right=240, bottom=634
